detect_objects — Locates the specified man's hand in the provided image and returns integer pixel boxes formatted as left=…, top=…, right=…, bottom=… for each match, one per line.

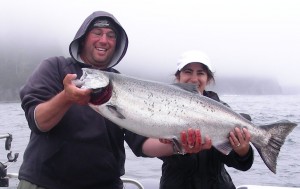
left=63, top=74, right=92, bottom=105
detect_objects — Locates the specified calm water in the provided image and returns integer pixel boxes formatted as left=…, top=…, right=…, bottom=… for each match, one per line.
left=1, top=95, right=300, bottom=188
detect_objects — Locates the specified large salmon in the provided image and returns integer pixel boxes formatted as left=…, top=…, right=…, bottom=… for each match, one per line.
left=75, top=68, right=297, bottom=174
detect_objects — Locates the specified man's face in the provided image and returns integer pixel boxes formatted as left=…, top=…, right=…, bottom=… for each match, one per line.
left=80, top=27, right=117, bottom=69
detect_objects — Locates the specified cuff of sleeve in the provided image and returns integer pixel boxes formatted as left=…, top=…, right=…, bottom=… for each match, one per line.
left=235, top=146, right=253, bottom=162
left=33, top=107, right=43, bottom=132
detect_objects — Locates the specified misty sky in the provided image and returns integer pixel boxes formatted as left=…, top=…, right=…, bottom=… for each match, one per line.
left=1, top=0, right=300, bottom=87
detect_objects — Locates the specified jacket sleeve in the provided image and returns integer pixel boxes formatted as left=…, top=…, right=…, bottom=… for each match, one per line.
left=124, top=129, right=149, bottom=157
left=20, top=57, right=65, bottom=134
left=220, top=146, right=254, bottom=171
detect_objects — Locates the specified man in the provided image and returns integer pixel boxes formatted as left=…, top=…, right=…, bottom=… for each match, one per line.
left=19, top=11, right=209, bottom=189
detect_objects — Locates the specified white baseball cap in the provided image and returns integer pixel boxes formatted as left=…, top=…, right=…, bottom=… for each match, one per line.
left=177, top=50, right=213, bottom=72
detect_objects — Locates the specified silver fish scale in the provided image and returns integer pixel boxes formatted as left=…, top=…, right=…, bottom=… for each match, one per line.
left=91, top=70, right=254, bottom=143
left=81, top=68, right=297, bottom=174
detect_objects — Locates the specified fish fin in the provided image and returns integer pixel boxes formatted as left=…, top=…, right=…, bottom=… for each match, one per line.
left=171, top=83, right=199, bottom=94
left=215, top=142, right=232, bottom=155
left=106, top=105, right=126, bottom=119
left=239, top=113, right=252, bottom=121
left=253, top=120, right=297, bottom=174
left=172, top=138, right=185, bottom=155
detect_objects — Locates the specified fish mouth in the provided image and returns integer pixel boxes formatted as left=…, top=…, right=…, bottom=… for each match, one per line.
left=90, top=82, right=112, bottom=105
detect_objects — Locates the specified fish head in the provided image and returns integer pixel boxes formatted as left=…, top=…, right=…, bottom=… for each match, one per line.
left=73, top=68, right=112, bottom=105
left=76, top=68, right=110, bottom=90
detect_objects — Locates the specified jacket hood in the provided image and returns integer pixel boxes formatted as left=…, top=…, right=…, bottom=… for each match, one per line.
left=69, top=11, right=128, bottom=68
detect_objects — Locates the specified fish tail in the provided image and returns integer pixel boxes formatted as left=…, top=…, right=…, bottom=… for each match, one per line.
left=253, top=120, right=297, bottom=174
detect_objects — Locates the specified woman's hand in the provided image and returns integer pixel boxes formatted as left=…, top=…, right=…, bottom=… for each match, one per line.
left=229, top=127, right=251, bottom=157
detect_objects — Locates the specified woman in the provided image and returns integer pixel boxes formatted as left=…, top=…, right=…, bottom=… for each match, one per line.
left=159, top=50, right=254, bottom=189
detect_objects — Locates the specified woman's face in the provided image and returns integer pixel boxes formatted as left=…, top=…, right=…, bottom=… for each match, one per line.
left=177, top=63, right=209, bottom=94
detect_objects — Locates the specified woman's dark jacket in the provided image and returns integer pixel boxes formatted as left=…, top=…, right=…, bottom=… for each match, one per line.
left=159, top=91, right=254, bottom=189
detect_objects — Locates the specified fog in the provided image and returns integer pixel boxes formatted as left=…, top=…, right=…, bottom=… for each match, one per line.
left=1, top=0, right=300, bottom=96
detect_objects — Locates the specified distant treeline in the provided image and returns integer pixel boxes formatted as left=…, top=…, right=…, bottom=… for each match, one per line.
left=0, top=44, right=297, bottom=102
left=0, top=42, right=63, bottom=102
left=210, top=76, right=283, bottom=95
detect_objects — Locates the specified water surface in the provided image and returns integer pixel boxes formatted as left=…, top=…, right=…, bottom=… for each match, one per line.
left=1, top=95, right=299, bottom=188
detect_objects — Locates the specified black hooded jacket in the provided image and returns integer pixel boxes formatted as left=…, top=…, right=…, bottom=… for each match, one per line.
left=19, top=11, right=147, bottom=189
left=159, top=91, right=254, bottom=189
